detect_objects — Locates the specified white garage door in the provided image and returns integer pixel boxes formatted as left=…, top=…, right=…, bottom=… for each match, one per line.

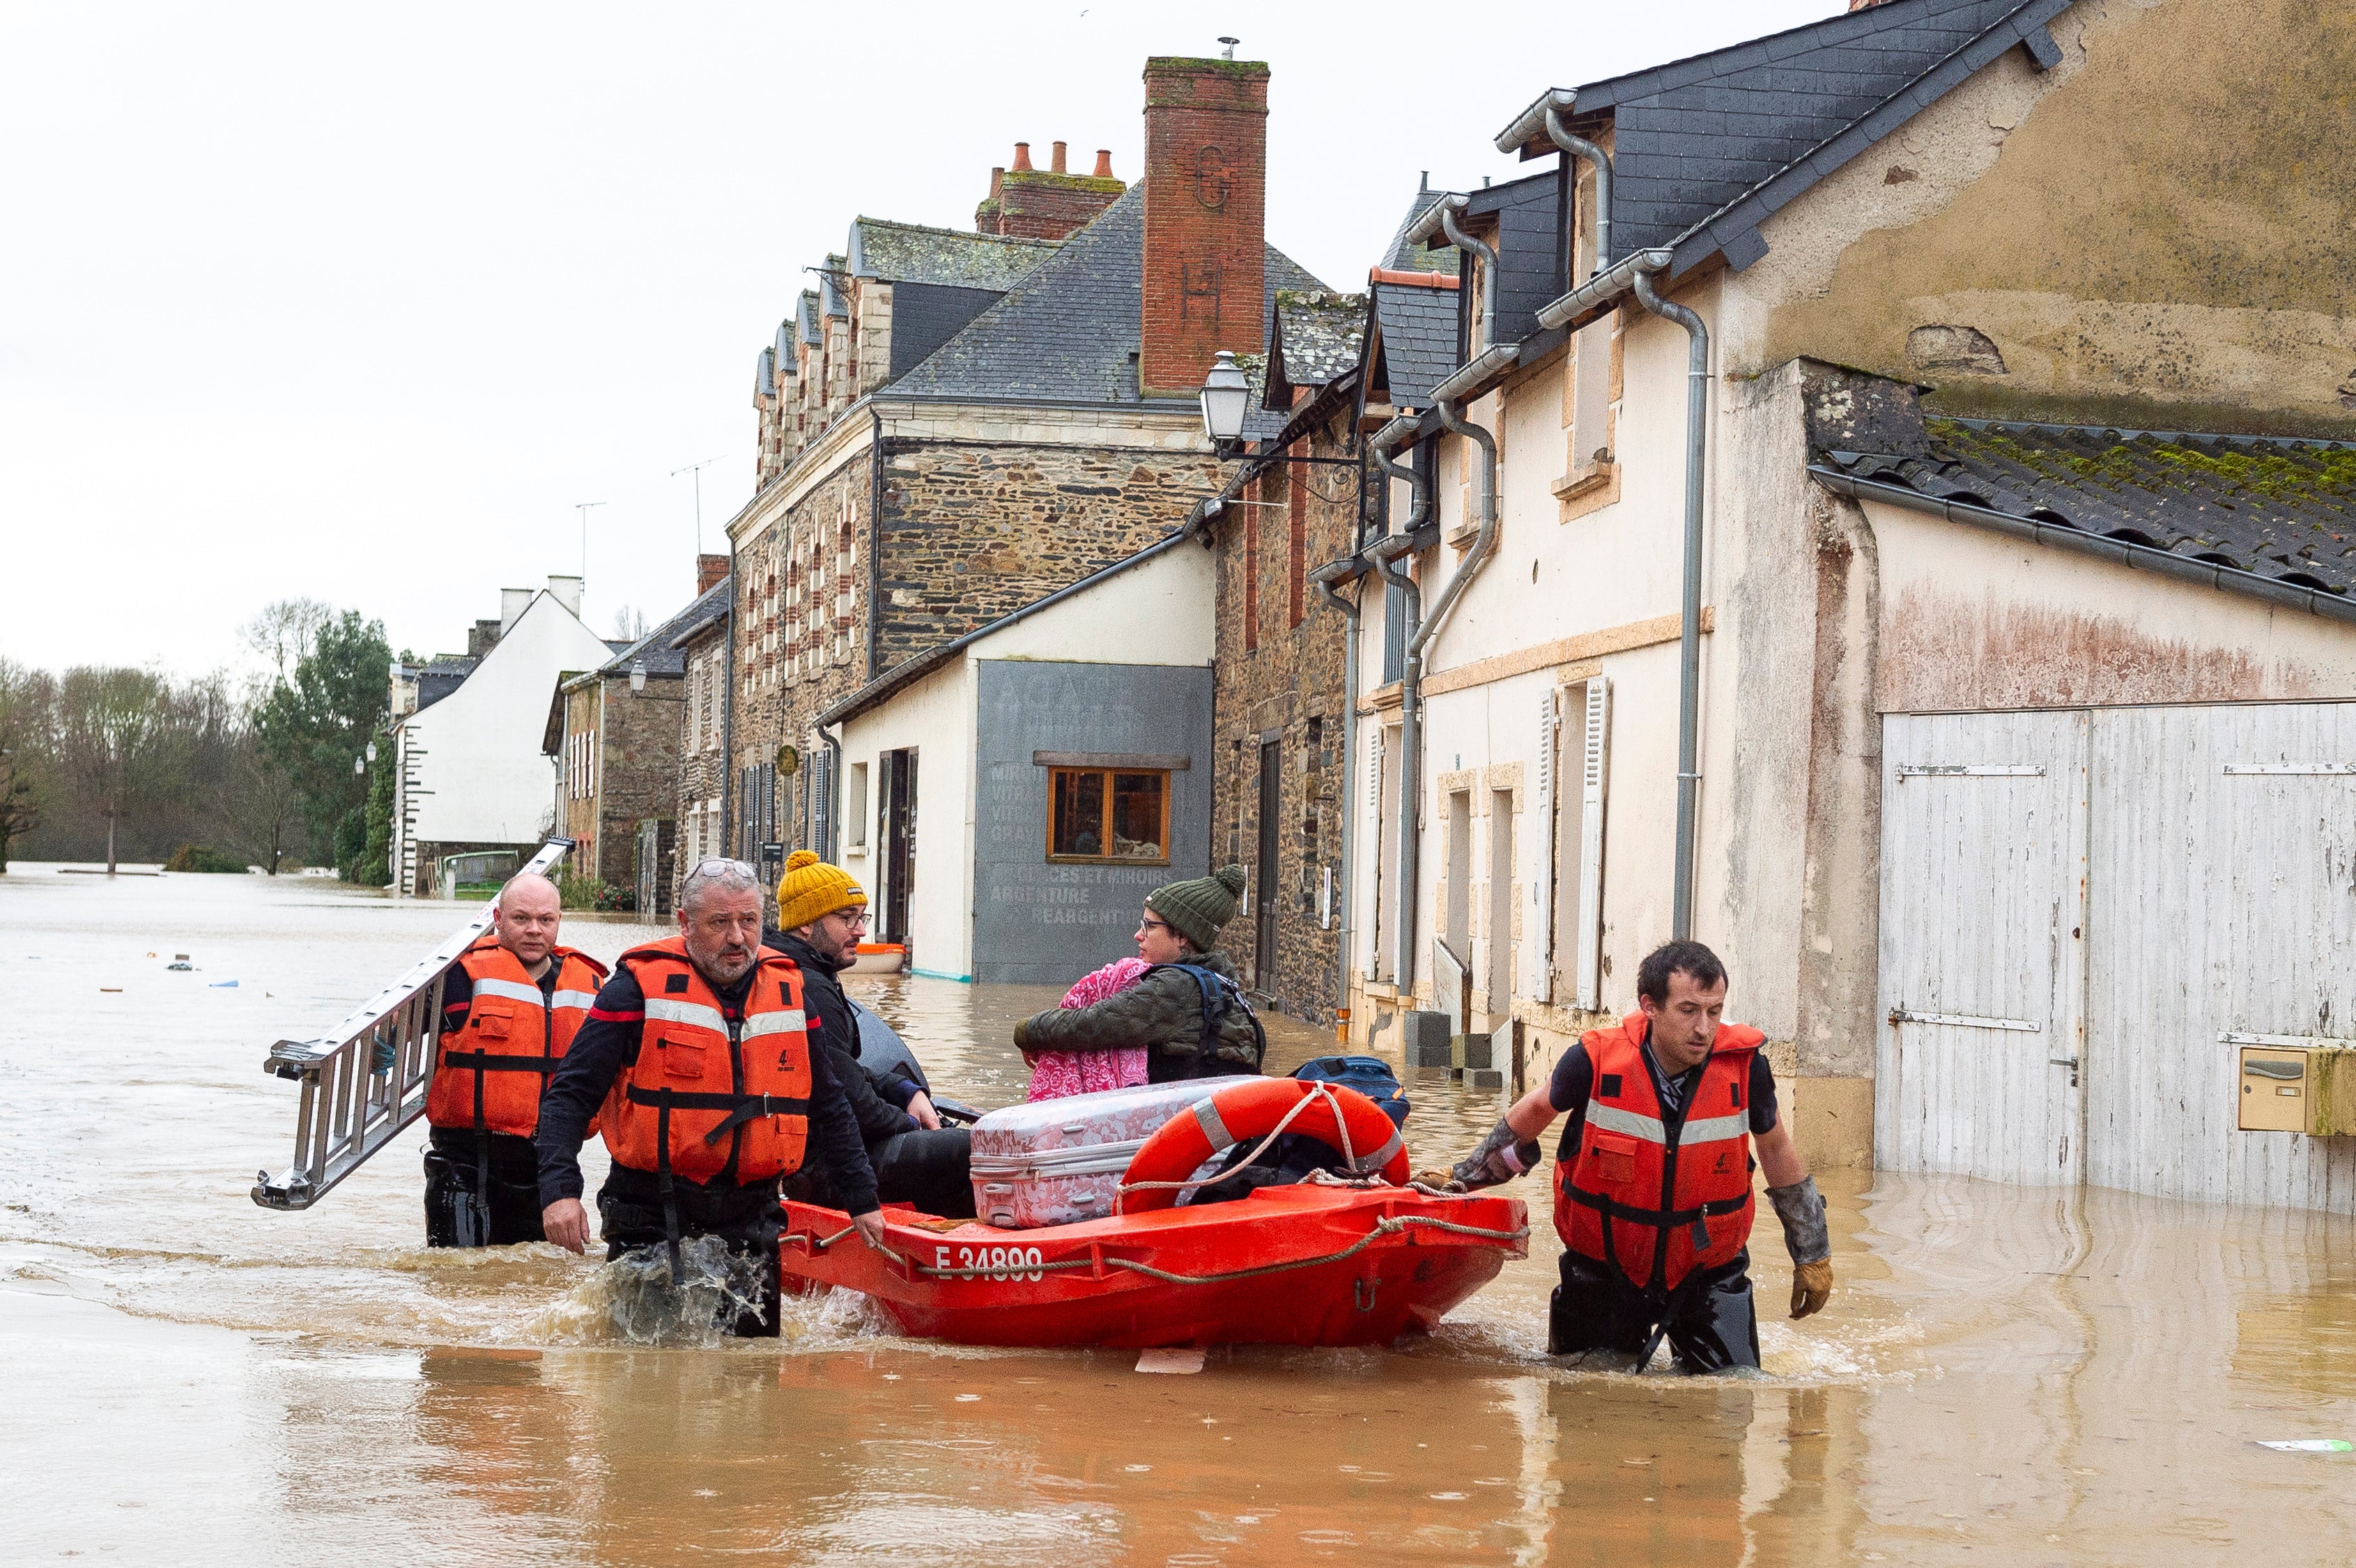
left=1877, top=711, right=2090, bottom=1185
left=1880, top=701, right=2356, bottom=1211
left=2085, top=704, right=2356, bottom=1210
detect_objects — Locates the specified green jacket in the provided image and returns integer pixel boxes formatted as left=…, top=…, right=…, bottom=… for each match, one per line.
left=1014, top=949, right=1266, bottom=1079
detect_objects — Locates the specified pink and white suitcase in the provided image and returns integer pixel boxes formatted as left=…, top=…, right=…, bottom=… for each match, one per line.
left=967, top=1077, right=1258, bottom=1229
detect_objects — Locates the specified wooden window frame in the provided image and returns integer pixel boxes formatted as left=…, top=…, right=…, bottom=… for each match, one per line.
left=1045, top=767, right=1173, bottom=867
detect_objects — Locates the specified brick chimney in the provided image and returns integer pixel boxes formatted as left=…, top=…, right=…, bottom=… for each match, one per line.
left=696, top=553, right=729, bottom=595
left=977, top=138, right=1126, bottom=241
left=1139, top=56, right=1268, bottom=397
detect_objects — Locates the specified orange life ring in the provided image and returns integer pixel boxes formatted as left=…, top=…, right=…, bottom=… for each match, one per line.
left=1120, top=1078, right=1409, bottom=1212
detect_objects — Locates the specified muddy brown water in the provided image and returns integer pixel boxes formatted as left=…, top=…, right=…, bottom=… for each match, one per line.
left=4, top=866, right=2355, bottom=1563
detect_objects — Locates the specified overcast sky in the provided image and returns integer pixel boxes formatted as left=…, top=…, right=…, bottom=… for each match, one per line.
left=1, top=0, right=1832, bottom=680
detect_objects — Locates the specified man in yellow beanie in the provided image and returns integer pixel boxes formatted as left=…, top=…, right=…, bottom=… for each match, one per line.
left=768, top=851, right=976, bottom=1217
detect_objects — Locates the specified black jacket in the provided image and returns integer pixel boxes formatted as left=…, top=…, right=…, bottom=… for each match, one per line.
left=766, top=930, right=918, bottom=1147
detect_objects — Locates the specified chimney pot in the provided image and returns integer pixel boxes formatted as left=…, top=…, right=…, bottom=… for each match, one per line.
left=1093, top=148, right=1114, bottom=178
left=1051, top=140, right=1068, bottom=174
left=989, top=166, right=1003, bottom=196
left=1012, top=141, right=1033, bottom=172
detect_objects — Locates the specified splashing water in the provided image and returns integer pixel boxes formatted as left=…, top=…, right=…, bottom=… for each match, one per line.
left=524, top=1235, right=769, bottom=1348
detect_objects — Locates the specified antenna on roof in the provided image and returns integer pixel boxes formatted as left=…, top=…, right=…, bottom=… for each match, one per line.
left=669, top=456, right=725, bottom=555
left=574, top=501, right=607, bottom=603
left=1217, top=35, right=1238, bottom=59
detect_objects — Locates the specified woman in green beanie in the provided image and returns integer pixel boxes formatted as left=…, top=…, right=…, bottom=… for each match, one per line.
left=1013, top=864, right=1266, bottom=1082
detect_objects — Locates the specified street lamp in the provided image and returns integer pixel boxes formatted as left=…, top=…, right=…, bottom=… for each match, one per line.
left=1199, top=350, right=1249, bottom=454
left=629, top=658, right=648, bottom=695
left=364, top=739, right=377, bottom=764
left=354, top=755, right=366, bottom=776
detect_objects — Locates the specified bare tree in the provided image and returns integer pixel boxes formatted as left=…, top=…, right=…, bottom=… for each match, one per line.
left=613, top=605, right=649, bottom=641
left=56, top=667, right=170, bottom=875
left=241, top=598, right=335, bottom=683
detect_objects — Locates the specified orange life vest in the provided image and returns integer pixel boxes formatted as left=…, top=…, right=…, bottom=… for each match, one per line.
left=1555, top=1012, right=1762, bottom=1293
left=426, top=937, right=608, bottom=1137
left=603, top=937, right=813, bottom=1187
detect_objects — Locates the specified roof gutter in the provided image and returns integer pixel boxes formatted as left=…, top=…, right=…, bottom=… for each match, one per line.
left=1631, top=256, right=1712, bottom=941
left=1810, top=467, right=2356, bottom=627
left=1535, top=246, right=1666, bottom=333
left=1495, top=91, right=1614, bottom=277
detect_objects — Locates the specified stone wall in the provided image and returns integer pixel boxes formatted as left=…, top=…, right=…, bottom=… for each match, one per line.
left=594, top=672, right=682, bottom=894
left=1209, top=407, right=1360, bottom=1022
left=672, top=632, right=732, bottom=905
left=872, top=438, right=1224, bottom=669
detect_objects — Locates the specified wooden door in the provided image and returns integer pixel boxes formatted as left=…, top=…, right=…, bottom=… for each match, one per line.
left=1877, top=710, right=2090, bottom=1185
left=2085, top=702, right=2356, bottom=1210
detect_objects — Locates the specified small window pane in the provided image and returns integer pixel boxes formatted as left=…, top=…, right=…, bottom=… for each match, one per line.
left=1111, top=773, right=1164, bottom=859
left=1052, top=770, right=1106, bottom=857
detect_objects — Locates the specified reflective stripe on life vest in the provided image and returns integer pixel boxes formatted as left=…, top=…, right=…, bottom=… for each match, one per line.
left=425, top=938, right=609, bottom=1139
left=1554, top=1012, right=1762, bottom=1294
left=604, top=937, right=813, bottom=1189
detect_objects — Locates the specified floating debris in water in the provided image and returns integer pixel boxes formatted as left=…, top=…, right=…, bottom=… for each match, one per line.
left=100, top=987, right=122, bottom=994
left=208, top=980, right=238, bottom=988
left=1136, top=1348, right=1206, bottom=1374
left=2256, top=1439, right=2353, bottom=1452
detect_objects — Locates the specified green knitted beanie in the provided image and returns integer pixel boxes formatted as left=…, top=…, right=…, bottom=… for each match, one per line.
left=1147, top=864, right=1249, bottom=951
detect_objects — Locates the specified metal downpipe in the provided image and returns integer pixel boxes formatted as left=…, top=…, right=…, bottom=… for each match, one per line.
left=1405, top=395, right=1501, bottom=1006
left=1439, top=203, right=1500, bottom=350
left=1543, top=107, right=1610, bottom=274
left=1366, top=417, right=1427, bottom=994
left=1633, top=263, right=1709, bottom=941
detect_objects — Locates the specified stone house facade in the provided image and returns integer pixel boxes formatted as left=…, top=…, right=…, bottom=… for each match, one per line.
left=544, top=558, right=726, bottom=912
left=668, top=575, right=732, bottom=902
left=719, top=56, right=1324, bottom=923
left=1196, top=291, right=1370, bottom=1022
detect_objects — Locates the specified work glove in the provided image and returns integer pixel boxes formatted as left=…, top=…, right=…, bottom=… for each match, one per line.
left=1450, top=1117, right=1543, bottom=1190
left=370, top=1033, right=395, bottom=1075
left=1766, top=1176, right=1833, bottom=1319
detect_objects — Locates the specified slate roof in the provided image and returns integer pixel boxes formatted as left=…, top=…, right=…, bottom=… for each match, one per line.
left=797, top=291, right=821, bottom=346
left=847, top=217, right=1061, bottom=291
left=1530, top=0, right=2075, bottom=276
left=1270, top=291, right=1367, bottom=392
left=773, top=319, right=796, bottom=380
left=411, top=655, right=478, bottom=714
left=1381, top=187, right=1462, bottom=275
left=1820, top=420, right=2356, bottom=596
left=583, top=576, right=733, bottom=682
left=889, top=185, right=1326, bottom=405
left=1367, top=278, right=1460, bottom=408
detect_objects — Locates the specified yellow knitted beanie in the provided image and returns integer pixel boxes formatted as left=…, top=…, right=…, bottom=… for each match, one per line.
left=773, top=848, right=866, bottom=932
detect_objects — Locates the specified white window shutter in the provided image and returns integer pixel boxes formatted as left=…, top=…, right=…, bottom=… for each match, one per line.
left=1365, top=729, right=1385, bottom=977
left=1530, top=689, right=1557, bottom=1003
left=1575, top=677, right=1612, bottom=1010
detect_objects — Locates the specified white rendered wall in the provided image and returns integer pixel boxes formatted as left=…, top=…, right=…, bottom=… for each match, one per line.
left=840, top=659, right=978, bottom=981
left=403, top=593, right=616, bottom=845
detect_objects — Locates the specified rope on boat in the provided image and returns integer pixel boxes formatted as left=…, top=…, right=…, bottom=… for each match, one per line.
left=1112, top=1082, right=1350, bottom=1206
left=799, top=1213, right=1530, bottom=1286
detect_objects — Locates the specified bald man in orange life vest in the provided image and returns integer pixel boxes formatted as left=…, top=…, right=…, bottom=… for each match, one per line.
left=1449, top=940, right=1833, bottom=1372
left=421, top=872, right=608, bottom=1247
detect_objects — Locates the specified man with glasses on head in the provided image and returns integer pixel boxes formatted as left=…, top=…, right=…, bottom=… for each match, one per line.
left=534, top=858, right=885, bottom=1337
left=767, top=850, right=976, bottom=1219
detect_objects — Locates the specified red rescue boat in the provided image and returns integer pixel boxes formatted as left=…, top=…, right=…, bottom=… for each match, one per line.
left=783, top=1076, right=1528, bottom=1348
left=780, top=1183, right=1527, bottom=1348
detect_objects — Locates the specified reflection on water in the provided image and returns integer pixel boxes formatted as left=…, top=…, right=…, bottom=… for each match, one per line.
left=6, top=866, right=2356, bottom=1563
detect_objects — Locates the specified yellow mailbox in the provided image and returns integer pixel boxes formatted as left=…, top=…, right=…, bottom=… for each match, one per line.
left=2238, top=1044, right=2356, bottom=1135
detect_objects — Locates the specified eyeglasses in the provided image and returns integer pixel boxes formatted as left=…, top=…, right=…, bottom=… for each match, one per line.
left=685, top=858, right=756, bottom=879
left=1139, top=916, right=1176, bottom=934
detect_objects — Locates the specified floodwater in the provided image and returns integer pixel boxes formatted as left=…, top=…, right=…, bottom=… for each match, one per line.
left=3, top=868, right=2355, bottom=1565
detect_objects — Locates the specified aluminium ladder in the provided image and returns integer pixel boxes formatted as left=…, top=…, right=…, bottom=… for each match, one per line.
left=249, top=839, right=573, bottom=1210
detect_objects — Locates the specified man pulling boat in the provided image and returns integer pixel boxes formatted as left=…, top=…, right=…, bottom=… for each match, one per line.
left=533, top=858, right=886, bottom=1338
left=1448, top=939, right=1834, bottom=1374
